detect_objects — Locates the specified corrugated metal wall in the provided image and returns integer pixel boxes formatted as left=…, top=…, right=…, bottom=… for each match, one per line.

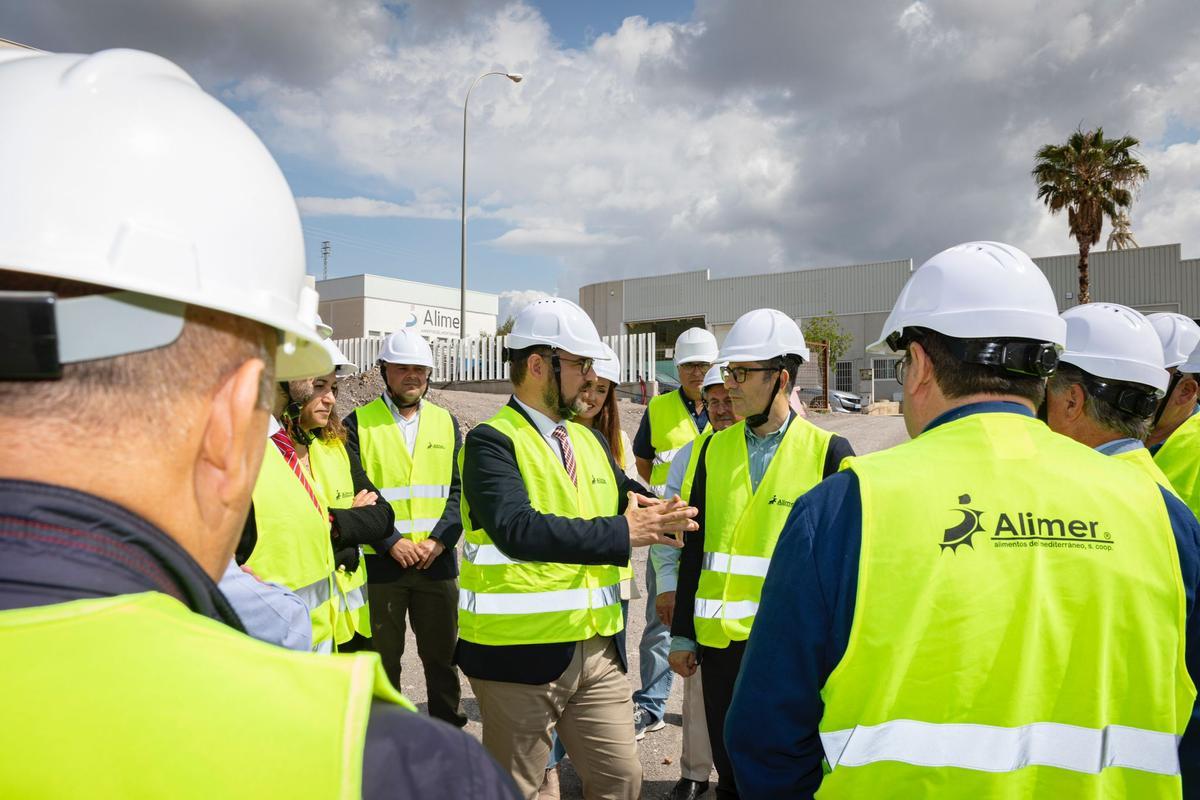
left=1032, top=244, right=1194, bottom=314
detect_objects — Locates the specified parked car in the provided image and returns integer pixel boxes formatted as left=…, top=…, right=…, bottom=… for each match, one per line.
left=794, top=384, right=863, bottom=413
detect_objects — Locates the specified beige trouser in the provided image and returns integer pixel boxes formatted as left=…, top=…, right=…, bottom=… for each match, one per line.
left=469, top=635, right=642, bottom=800
left=680, top=664, right=714, bottom=781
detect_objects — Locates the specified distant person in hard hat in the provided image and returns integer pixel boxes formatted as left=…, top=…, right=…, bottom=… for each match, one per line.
left=1043, top=304, right=1175, bottom=490
left=458, top=296, right=699, bottom=800
left=652, top=363, right=740, bottom=800
left=0, top=48, right=517, bottom=799
left=726, top=242, right=1200, bottom=799
left=1148, top=313, right=1200, bottom=518
left=631, top=327, right=719, bottom=739
left=669, top=310, right=855, bottom=799
left=342, top=328, right=468, bottom=727
left=288, top=337, right=395, bottom=650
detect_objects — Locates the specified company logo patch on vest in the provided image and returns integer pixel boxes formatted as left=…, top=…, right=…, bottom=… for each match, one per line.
left=426, top=442, right=446, bottom=450
left=941, top=494, right=1115, bottom=553
left=767, top=495, right=795, bottom=508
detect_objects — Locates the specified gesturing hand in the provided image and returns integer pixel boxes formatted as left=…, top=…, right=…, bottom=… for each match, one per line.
left=624, top=492, right=697, bottom=549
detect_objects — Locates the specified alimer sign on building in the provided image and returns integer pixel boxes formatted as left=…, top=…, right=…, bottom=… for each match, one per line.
left=316, top=274, right=499, bottom=341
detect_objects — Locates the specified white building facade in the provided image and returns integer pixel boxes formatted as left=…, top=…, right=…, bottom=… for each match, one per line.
left=317, top=274, right=499, bottom=341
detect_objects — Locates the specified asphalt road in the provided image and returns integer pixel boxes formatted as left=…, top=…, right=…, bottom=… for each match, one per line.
left=392, top=411, right=909, bottom=798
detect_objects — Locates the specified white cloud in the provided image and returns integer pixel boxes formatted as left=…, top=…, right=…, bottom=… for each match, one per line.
left=8, top=0, right=1200, bottom=299
left=297, top=195, right=457, bottom=220
left=498, top=288, right=555, bottom=321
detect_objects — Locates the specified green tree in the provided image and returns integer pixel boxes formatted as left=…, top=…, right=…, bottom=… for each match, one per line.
left=803, top=311, right=853, bottom=363
left=495, top=315, right=515, bottom=336
left=1032, top=127, right=1148, bottom=304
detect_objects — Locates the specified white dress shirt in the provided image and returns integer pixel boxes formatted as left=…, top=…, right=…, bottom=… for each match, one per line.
left=383, top=393, right=421, bottom=455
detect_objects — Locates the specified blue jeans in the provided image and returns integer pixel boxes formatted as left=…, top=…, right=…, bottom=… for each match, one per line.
left=632, top=567, right=672, bottom=721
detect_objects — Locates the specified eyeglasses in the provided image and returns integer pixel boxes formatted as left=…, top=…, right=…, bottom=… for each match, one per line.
left=720, top=365, right=780, bottom=384
left=896, top=355, right=910, bottom=386
left=679, top=362, right=712, bottom=374
left=554, top=355, right=594, bottom=375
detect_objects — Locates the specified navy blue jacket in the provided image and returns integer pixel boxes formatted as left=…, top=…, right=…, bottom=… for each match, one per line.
left=0, top=479, right=519, bottom=800
left=726, top=403, right=1200, bottom=799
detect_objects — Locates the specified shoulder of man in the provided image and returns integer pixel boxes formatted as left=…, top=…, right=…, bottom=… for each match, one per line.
left=362, top=703, right=520, bottom=799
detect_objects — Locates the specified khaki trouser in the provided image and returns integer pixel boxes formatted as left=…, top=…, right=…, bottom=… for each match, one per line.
left=469, top=635, right=642, bottom=800
left=681, top=664, right=714, bottom=781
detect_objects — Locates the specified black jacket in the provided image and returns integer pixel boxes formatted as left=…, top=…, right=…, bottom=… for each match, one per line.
left=455, top=397, right=653, bottom=685
left=672, top=422, right=855, bottom=644
left=0, top=478, right=519, bottom=800
left=343, top=400, right=464, bottom=583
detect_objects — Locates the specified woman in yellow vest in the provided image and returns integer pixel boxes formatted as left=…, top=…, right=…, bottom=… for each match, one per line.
left=284, top=341, right=395, bottom=651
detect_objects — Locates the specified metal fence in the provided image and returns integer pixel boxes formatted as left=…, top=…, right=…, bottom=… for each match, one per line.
left=334, top=333, right=657, bottom=385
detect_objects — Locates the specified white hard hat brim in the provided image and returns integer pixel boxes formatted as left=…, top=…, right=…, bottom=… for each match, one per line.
left=505, top=334, right=611, bottom=361
left=1060, top=353, right=1169, bottom=395
left=869, top=309, right=1067, bottom=356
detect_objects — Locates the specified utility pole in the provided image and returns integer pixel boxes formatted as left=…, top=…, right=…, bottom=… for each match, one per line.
left=321, top=240, right=331, bottom=281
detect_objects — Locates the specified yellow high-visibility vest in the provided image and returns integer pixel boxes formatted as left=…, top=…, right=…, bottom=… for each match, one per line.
left=458, top=405, right=624, bottom=646
left=354, top=398, right=454, bottom=551
left=693, top=418, right=831, bottom=648
left=0, top=591, right=412, bottom=799
left=249, top=439, right=338, bottom=651
left=647, top=390, right=709, bottom=496
left=821, top=412, right=1192, bottom=798
left=310, top=436, right=371, bottom=642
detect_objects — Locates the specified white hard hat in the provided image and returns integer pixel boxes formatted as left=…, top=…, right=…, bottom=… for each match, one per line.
left=378, top=329, right=434, bottom=369
left=703, top=363, right=726, bottom=389
left=0, top=49, right=329, bottom=380
left=505, top=297, right=609, bottom=360
left=313, top=313, right=333, bottom=341
left=594, top=343, right=622, bottom=384
left=870, top=241, right=1065, bottom=356
left=321, top=338, right=357, bottom=379
left=718, top=309, right=810, bottom=363
left=1060, top=304, right=1168, bottom=394
left=1147, top=313, right=1200, bottom=371
left=673, top=328, right=719, bottom=366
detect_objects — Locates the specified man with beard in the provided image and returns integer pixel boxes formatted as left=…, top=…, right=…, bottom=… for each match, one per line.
left=458, top=297, right=700, bottom=800
left=343, top=329, right=467, bottom=726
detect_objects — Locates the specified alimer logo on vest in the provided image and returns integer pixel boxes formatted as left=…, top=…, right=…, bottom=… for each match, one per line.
left=767, top=495, right=795, bottom=508
left=940, top=493, right=1116, bottom=553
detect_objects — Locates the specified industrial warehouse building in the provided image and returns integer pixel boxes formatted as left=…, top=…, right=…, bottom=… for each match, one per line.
left=579, top=243, right=1200, bottom=405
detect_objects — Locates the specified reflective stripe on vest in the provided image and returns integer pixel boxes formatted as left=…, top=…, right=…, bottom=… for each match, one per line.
left=1154, top=411, right=1200, bottom=516
left=820, top=719, right=1180, bottom=775
left=309, top=437, right=373, bottom=641
left=249, top=440, right=338, bottom=650
left=0, top=592, right=413, bottom=799
left=694, top=417, right=832, bottom=648
left=679, top=430, right=713, bottom=503
left=1112, top=446, right=1178, bottom=496
left=458, top=404, right=623, bottom=646
left=820, top=412, right=1193, bottom=798
left=648, top=390, right=708, bottom=495
left=459, top=584, right=621, bottom=616
left=355, top=397, right=454, bottom=547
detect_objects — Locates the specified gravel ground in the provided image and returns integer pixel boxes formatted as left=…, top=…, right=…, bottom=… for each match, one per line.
left=344, top=378, right=910, bottom=798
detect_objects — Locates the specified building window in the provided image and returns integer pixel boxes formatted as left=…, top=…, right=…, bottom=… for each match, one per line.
left=872, top=358, right=898, bottom=380
left=368, top=330, right=382, bottom=337
left=835, top=361, right=854, bottom=393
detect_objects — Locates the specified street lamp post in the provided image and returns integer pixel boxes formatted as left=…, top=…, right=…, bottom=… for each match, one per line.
left=460, top=70, right=522, bottom=339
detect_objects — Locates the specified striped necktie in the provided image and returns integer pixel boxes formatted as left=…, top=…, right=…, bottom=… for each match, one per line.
left=269, top=430, right=324, bottom=514
left=550, top=426, right=578, bottom=486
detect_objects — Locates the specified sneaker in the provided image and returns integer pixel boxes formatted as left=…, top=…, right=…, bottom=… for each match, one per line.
left=633, top=706, right=666, bottom=740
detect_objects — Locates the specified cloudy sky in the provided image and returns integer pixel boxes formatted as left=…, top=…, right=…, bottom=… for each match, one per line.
left=5, top=1, right=1199, bottom=316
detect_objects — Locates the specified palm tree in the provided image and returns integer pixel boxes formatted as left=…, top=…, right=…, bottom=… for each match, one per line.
left=1106, top=211, right=1138, bottom=251
left=1032, top=127, right=1148, bottom=303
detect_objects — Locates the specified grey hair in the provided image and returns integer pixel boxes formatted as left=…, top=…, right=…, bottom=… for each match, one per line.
left=1048, top=363, right=1152, bottom=441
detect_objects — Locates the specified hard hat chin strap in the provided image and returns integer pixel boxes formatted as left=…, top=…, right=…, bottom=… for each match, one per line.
left=1152, top=370, right=1185, bottom=428
left=550, top=351, right=579, bottom=420
left=745, top=371, right=782, bottom=430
